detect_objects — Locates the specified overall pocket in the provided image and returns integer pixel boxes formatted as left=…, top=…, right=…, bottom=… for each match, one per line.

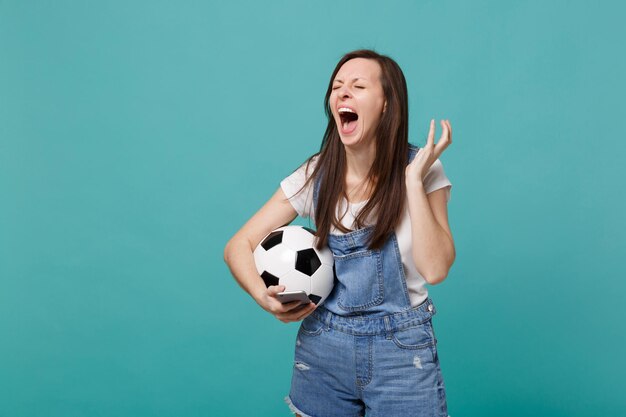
left=298, top=314, right=324, bottom=337
left=333, top=249, right=384, bottom=311
left=391, top=319, right=436, bottom=350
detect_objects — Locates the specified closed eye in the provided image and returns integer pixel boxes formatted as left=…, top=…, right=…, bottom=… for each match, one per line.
left=332, top=85, right=364, bottom=91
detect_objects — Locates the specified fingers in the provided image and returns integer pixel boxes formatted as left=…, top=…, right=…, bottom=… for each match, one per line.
left=277, top=302, right=316, bottom=323
left=427, top=119, right=435, bottom=149
left=294, top=302, right=317, bottom=321
left=439, top=119, right=452, bottom=144
left=427, top=119, right=452, bottom=144
left=283, top=299, right=309, bottom=312
left=438, top=119, right=449, bottom=144
left=267, top=285, right=286, bottom=297
left=435, top=120, right=447, bottom=153
left=433, top=119, right=452, bottom=160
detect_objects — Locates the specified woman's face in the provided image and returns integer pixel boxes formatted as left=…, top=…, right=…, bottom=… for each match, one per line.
left=330, top=58, right=387, bottom=148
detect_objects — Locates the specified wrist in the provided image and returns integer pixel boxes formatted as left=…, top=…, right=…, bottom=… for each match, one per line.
left=250, top=284, right=267, bottom=304
left=405, top=178, right=425, bottom=190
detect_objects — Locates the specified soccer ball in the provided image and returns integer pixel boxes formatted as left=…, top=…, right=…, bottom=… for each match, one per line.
left=253, top=225, right=335, bottom=305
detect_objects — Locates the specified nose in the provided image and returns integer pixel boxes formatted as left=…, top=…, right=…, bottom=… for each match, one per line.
left=338, top=84, right=352, bottom=99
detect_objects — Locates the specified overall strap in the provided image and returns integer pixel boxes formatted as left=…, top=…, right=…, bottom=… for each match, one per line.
left=312, top=169, right=322, bottom=214
left=407, top=143, right=420, bottom=164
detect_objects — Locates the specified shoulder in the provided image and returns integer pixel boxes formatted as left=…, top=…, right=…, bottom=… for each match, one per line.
left=423, top=158, right=452, bottom=200
left=280, top=154, right=319, bottom=218
left=429, top=158, right=445, bottom=172
left=285, top=154, right=319, bottom=184
left=281, top=153, right=320, bottom=188
left=302, top=153, right=320, bottom=176
left=424, top=158, right=448, bottom=181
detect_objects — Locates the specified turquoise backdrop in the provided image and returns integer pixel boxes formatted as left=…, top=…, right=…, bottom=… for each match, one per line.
left=1, top=1, right=624, bottom=416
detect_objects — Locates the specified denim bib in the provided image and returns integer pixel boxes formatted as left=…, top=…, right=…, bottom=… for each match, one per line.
left=313, top=144, right=420, bottom=317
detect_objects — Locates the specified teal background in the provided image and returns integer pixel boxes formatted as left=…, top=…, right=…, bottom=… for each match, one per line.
left=1, top=1, right=624, bottom=416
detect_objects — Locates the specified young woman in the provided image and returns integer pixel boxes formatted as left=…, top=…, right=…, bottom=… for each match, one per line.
left=224, top=49, right=454, bottom=417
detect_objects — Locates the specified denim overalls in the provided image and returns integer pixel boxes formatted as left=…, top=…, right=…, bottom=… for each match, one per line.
left=285, top=145, right=449, bottom=417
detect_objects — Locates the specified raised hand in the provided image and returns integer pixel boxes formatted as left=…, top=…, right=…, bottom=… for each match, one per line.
left=405, top=119, right=452, bottom=186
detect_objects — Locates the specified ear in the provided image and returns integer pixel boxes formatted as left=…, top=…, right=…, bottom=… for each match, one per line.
left=383, top=101, right=387, bottom=113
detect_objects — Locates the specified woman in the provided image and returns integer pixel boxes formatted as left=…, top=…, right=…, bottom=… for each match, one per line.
left=224, top=49, right=454, bottom=417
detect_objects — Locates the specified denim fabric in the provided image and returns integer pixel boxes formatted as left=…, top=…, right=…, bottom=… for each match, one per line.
left=286, top=299, right=447, bottom=417
left=286, top=144, right=449, bottom=416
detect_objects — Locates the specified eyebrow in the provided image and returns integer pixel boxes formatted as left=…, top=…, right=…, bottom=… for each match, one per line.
left=333, top=77, right=367, bottom=83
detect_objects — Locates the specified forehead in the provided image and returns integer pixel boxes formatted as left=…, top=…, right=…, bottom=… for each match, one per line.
left=334, top=57, right=382, bottom=82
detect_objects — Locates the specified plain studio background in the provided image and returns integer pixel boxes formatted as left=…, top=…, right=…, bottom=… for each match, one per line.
left=1, top=1, right=624, bottom=416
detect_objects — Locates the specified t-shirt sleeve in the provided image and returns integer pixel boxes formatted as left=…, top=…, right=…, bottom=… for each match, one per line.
left=423, top=159, right=452, bottom=202
left=280, top=157, right=318, bottom=218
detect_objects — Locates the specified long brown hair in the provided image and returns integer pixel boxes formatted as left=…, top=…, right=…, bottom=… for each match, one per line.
left=293, top=49, right=410, bottom=250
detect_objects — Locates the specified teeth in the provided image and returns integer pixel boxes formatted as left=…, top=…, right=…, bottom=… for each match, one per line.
left=338, top=107, right=356, bottom=114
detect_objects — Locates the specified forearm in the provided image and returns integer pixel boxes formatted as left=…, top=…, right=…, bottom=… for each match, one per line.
left=224, top=237, right=267, bottom=303
left=406, top=182, right=455, bottom=284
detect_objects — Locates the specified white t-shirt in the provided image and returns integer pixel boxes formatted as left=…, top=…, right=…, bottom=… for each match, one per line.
left=280, top=154, right=452, bottom=308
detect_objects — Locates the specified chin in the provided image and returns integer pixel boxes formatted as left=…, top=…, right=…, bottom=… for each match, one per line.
left=339, top=131, right=372, bottom=150
left=338, top=130, right=360, bottom=146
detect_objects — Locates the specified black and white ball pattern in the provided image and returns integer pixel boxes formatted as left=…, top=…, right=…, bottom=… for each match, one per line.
left=253, top=226, right=335, bottom=305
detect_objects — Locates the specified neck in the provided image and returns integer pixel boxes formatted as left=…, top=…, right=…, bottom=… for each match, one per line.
left=344, top=139, right=376, bottom=181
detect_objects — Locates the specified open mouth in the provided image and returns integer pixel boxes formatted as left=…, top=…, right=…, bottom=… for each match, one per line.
left=338, top=108, right=359, bottom=134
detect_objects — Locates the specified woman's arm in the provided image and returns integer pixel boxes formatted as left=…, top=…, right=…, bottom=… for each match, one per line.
left=224, top=187, right=317, bottom=322
left=406, top=184, right=455, bottom=285
left=405, top=119, right=455, bottom=284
